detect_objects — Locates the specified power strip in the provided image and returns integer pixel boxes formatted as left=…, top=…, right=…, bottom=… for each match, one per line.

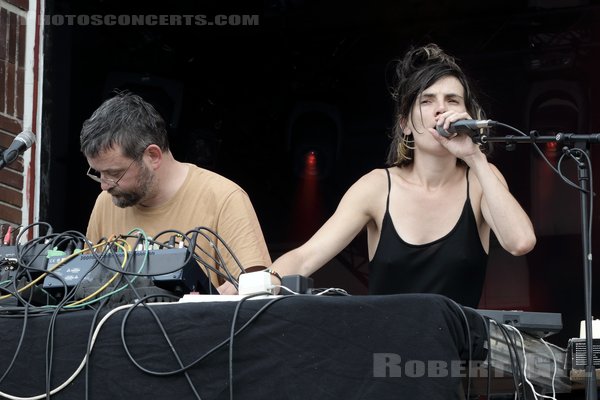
left=238, top=270, right=274, bottom=295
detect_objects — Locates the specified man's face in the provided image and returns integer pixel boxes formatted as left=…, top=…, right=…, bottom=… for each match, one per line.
left=107, top=161, right=154, bottom=208
left=86, top=147, right=155, bottom=208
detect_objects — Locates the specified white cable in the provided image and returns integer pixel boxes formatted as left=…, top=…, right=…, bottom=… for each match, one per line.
left=504, top=325, right=557, bottom=400
left=0, top=304, right=135, bottom=400
left=542, top=340, right=567, bottom=352
left=540, top=338, right=558, bottom=400
left=273, top=285, right=300, bottom=295
left=314, top=287, right=349, bottom=296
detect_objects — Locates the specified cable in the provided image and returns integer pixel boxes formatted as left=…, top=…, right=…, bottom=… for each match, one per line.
left=540, top=338, right=558, bottom=400
left=83, top=296, right=110, bottom=400
left=0, top=304, right=136, bottom=400
left=119, top=294, right=202, bottom=400
left=490, top=320, right=525, bottom=399
left=188, top=227, right=247, bottom=288
left=65, top=239, right=131, bottom=307
left=227, top=294, right=294, bottom=400
left=13, top=222, right=52, bottom=245
left=188, top=229, right=238, bottom=291
left=273, top=285, right=300, bottom=295
left=0, top=242, right=105, bottom=302
left=504, top=325, right=558, bottom=400
left=493, top=123, right=588, bottom=193
left=313, top=287, right=350, bottom=296
left=0, top=289, right=30, bottom=386
left=119, top=295, right=291, bottom=378
left=448, top=300, right=474, bottom=400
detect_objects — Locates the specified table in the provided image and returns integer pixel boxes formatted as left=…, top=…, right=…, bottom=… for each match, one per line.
left=0, top=293, right=488, bottom=400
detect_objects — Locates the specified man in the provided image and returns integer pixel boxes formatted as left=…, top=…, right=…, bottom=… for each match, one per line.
left=81, top=92, right=271, bottom=290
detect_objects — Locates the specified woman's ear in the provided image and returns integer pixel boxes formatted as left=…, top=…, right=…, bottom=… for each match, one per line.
left=399, top=117, right=412, bottom=135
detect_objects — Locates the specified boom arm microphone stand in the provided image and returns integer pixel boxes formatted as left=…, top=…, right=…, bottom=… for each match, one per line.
left=472, top=124, right=597, bottom=400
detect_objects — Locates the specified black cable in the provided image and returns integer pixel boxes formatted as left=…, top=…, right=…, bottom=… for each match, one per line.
left=493, top=123, right=589, bottom=193
left=189, top=231, right=222, bottom=293
left=45, top=236, right=139, bottom=308
left=84, top=297, right=110, bottom=400
left=202, top=226, right=246, bottom=277
left=151, top=229, right=190, bottom=247
left=448, top=301, right=473, bottom=399
left=120, top=294, right=292, bottom=377
left=43, top=232, right=94, bottom=398
left=0, top=228, right=88, bottom=399
left=482, top=318, right=492, bottom=399
left=566, top=150, right=595, bottom=349
left=44, top=276, right=86, bottom=398
left=0, top=287, right=30, bottom=386
left=191, top=251, right=235, bottom=291
left=497, top=323, right=528, bottom=399
left=510, top=327, right=536, bottom=400
left=189, top=226, right=247, bottom=280
left=13, top=221, right=53, bottom=245
left=14, top=242, right=57, bottom=306
left=81, top=236, right=191, bottom=280
left=119, top=294, right=203, bottom=400
left=118, top=260, right=203, bottom=399
left=188, top=229, right=239, bottom=290
left=227, top=292, right=281, bottom=400
left=144, top=228, right=244, bottom=292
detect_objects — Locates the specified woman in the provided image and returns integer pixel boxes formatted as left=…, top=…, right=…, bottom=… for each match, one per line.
left=245, top=44, right=536, bottom=307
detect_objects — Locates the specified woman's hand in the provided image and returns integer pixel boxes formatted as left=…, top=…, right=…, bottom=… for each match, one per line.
left=430, top=111, right=482, bottom=161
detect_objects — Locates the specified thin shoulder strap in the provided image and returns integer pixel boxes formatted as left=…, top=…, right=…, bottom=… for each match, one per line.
left=385, top=168, right=392, bottom=211
left=465, top=167, right=471, bottom=198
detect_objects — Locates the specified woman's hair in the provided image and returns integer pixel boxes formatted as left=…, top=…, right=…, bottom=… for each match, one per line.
left=386, top=43, right=486, bottom=166
left=80, top=91, right=169, bottom=159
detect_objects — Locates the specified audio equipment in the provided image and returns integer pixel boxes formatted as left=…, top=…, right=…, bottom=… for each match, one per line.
left=476, top=309, right=562, bottom=338
left=42, top=248, right=218, bottom=298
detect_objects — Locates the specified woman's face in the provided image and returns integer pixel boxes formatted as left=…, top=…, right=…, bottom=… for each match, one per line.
left=405, top=75, right=467, bottom=138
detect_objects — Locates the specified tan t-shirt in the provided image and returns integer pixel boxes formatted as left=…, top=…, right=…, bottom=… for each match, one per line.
left=86, top=164, right=271, bottom=286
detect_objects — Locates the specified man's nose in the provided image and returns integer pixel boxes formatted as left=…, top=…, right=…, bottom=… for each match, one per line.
left=100, top=180, right=113, bottom=191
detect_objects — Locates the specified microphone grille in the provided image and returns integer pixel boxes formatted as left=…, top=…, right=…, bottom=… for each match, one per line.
left=16, top=130, right=36, bottom=148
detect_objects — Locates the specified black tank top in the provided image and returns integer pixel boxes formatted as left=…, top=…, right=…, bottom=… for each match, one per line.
left=368, top=168, right=488, bottom=307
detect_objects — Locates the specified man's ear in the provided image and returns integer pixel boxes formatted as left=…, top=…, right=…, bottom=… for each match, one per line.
left=144, top=144, right=163, bottom=170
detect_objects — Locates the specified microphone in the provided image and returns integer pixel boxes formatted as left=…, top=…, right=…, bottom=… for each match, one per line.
left=0, top=130, right=36, bottom=170
left=436, top=119, right=497, bottom=138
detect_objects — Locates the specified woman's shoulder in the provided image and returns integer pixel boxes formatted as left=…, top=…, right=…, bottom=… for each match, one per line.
left=338, top=168, right=391, bottom=216
left=349, top=168, right=392, bottom=191
left=359, top=167, right=393, bottom=182
left=349, top=168, right=388, bottom=197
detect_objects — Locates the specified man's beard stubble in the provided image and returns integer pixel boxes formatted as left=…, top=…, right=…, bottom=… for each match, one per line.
left=108, top=163, right=155, bottom=208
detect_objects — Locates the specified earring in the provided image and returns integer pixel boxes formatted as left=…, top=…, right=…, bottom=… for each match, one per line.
left=401, top=134, right=415, bottom=150
left=396, top=134, right=415, bottom=163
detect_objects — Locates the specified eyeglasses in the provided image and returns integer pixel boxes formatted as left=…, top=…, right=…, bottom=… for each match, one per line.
left=86, top=158, right=137, bottom=188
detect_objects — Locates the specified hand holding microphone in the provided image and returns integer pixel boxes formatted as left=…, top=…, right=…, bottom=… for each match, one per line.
left=436, top=119, right=496, bottom=141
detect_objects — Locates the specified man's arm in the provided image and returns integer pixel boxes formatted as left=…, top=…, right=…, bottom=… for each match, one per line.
left=214, top=189, right=271, bottom=279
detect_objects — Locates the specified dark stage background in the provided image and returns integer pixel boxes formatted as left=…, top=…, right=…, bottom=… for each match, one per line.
left=40, top=0, right=600, bottom=348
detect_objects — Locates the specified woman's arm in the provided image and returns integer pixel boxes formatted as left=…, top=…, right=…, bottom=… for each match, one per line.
left=270, top=171, right=382, bottom=277
left=468, top=153, right=536, bottom=256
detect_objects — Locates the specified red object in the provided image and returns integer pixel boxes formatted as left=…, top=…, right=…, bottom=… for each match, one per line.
left=4, top=225, right=13, bottom=245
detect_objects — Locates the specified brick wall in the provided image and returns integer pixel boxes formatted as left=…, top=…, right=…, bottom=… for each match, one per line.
left=0, top=0, right=28, bottom=226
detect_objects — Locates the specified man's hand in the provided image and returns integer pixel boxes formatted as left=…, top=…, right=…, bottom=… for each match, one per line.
left=217, top=281, right=238, bottom=295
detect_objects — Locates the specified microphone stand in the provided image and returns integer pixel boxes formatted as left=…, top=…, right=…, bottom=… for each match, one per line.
left=476, top=130, right=597, bottom=399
